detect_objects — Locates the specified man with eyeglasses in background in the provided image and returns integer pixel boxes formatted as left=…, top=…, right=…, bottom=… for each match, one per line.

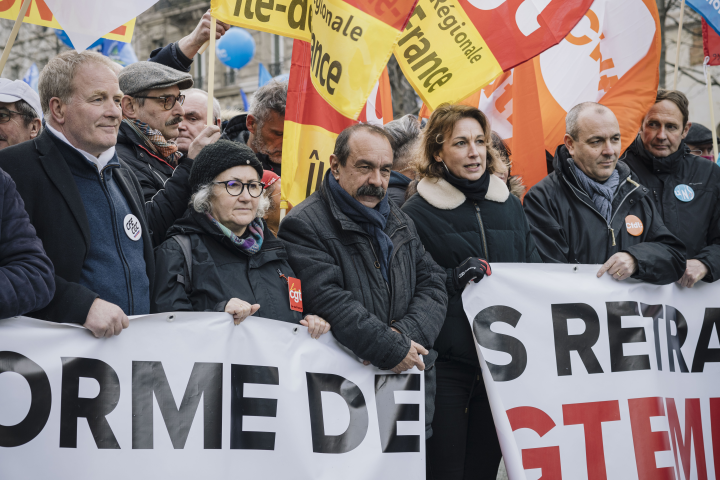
left=0, top=79, right=42, bottom=150
left=117, top=62, right=221, bottom=200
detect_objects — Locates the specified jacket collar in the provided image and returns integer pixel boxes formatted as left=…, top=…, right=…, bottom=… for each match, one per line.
left=416, top=173, right=509, bottom=210
left=627, top=134, right=686, bottom=174
left=319, top=170, right=408, bottom=236
left=553, top=144, right=633, bottom=189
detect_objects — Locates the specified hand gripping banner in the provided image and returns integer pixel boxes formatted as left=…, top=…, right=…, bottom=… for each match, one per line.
left=462, top=264, right=720, bottom=479
left=0, top=314, right=424, bottom=479
left=395, top=0, right=594, bottom=110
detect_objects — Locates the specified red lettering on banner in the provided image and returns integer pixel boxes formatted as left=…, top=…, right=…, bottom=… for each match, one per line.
left=711, top=398, right=720, bottom=478
left=562, top=400, right=621, bottom=480
left=507, top=406, right=561, bottom=478
left=26, top=0, right=52, bottom=21
left=629, top=397, right=676, bottom=480
left=0, top=0, right=14, bottom=12
left=665, top=398, right=708, bottom=480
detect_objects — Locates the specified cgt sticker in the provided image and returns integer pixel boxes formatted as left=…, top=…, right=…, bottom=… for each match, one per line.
left=288, top=277, right=303, bottom=312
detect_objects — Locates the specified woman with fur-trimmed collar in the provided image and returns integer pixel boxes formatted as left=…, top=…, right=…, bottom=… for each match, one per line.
left=402, top=104, right=541, bottom=480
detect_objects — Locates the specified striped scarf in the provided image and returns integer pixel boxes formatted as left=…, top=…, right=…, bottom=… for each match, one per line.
left=206, top=213, right=264, bottom=255
left=123, top=118, right=183, bottom=166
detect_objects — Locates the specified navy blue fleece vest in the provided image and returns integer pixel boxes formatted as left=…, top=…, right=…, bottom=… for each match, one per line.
left=51, top=134, right=150, bottom=315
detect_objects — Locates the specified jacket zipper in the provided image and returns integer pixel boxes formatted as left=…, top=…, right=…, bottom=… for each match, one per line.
left=562, top=174, right=639, bottom=249
left=473, top=203, right=489, bottom=259
left=99, top=164, right=135, bottom=313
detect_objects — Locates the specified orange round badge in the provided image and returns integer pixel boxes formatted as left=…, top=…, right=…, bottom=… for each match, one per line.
left=625, top=215, right=644, bottom=236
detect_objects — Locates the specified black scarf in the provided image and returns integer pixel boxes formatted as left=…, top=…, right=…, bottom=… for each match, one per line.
left=443, top=167, right=490, bottom=201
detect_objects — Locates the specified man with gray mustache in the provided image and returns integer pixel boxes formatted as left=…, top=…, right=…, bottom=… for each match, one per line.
left=279, top=123, right=448, bottom=439
left=117, top=61, right=220, bottom=201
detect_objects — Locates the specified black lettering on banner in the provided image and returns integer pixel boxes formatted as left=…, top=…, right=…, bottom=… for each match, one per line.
left=374, top=374, right=421, bottom=453
left=288, top=0, right=308, bottom=30
left=0, top=352, right=51, bottom=447
left=60, top=357, right=121, bottom=449
left=607, top=302, right=651, bottom=373
left=666, top=306, right=689, bottom=372
left=472, top=305, right=527, bottom=381
left=132, top=362, right=222, bottom=449
left=230, top=365, right=279, bottom=450
left=306, top=372, right=368, bottom=453
left=306, top=160, right=325, bottom=198
left=255, top=0, right=274, bottom=22
left=551, top=303, right=604, bottom=376
left=691, top=308, right=720, bottom=372
left=309, top=34, right=342, bottom=95
left=640, top=304, right=663, bottom=371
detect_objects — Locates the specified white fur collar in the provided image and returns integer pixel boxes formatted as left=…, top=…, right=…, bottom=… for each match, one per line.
left=417, top=174, right=510, bottom=210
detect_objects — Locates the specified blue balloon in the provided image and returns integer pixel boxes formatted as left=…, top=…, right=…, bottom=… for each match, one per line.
left=216, top=27, right=255, bottom=70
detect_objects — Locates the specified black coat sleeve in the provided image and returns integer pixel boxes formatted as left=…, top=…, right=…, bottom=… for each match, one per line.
left=523, top=185, right=570, bottom=263
left=388, top=228, right=448, bottom=350
left=694, top=185, right=720, bottom=282
left=143, top=156, right=194, bottom=247
left=0, top=172, right=56, bottom=319
left=624, top=198, right=686, bottom=285
left=151, top=239, right=193, bottom=313
left=278, top=213, right=411, bottom=370
left=148, top=42, right=193, bottom=73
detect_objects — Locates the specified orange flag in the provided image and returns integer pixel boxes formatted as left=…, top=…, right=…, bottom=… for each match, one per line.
left=282, top=40, right=393, bottom=207
left=421, top=0, right=661, bottom=192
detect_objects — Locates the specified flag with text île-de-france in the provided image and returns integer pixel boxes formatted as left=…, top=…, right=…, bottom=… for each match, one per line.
left=281, top=39, right=393, bottom=208
left=213, top=0, right=415, bottom=120
left=396, top=0, right=595, bottom=110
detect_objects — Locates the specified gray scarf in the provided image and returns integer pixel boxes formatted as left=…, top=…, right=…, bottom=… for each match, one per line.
left=570, top=161, right=620, bottom=223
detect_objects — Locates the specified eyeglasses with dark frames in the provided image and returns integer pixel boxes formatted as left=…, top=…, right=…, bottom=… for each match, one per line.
left=0, top=108, right=31, bottom=124
left=132, top=94, right=185, bottom=110
left=213, top=180, right=266, bottom=198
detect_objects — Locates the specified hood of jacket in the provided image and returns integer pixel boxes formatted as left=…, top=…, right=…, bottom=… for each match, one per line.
left=221, top=113, right=251, bottom=144
left=625, top=134, right=688, bottom=175
left=415, top=173, right=509, bottom=210
left=389, top=171, right=411, bottom=188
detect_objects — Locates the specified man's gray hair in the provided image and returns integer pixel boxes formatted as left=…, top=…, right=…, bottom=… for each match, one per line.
left=38, top=50, right=116, bottom=115
left=183, top=87, right=221, bottom=122
left=249, top=81, right=287, bottom=125
left=190, top=183, right=271, bottom=219
left=566, top=102, right=613, bottom=140
left=384, top=114, right=421, bottom=171
left=15, top=99, right=39, bottom=127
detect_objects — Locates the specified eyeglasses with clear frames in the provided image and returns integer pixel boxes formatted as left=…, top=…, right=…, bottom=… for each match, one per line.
left=131, top=94, right=185, bottom=110
left=213, top=180, right=266, bottom=198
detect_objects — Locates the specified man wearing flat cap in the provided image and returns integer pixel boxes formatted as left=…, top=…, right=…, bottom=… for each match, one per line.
left=117, top=61, right=220, bottom=200
left=684, top=123, right=715, bottom=160
left=0, top=51, right=195, bottom=337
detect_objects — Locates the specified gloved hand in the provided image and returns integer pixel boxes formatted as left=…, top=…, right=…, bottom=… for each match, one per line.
left=453, top=257, right=491, bottom=290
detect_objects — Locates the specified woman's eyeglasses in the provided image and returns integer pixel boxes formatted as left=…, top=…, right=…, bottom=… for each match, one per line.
left=213, top=180, right=266, bottom=198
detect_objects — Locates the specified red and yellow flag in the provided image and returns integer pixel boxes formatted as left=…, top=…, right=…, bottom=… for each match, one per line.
left=0, top=0, right=135, bottom=43
left=420, top=0, right=661, bottom=192
left=282, top=39, right=393, bottom=207
left=396, top=0, right=594, bottom=110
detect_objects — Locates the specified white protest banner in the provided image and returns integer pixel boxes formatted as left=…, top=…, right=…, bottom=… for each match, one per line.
left=0, top=313, right=424, bottom=479
left=462, top=264, right=720, bottom=480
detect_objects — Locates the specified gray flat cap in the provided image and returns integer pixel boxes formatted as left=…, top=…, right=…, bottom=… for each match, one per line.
left=118, top=61, right=193, bottom=96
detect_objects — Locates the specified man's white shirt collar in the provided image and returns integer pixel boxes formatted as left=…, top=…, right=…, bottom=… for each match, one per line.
left=46, top=123, right=116, bottom=171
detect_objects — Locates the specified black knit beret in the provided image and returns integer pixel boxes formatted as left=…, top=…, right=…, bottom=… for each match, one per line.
left=189, top=140, right=264, bottom=193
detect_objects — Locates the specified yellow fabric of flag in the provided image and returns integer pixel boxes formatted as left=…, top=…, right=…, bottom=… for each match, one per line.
left=211, top=0, right=312, bottom=40
left=0, top=0, right=135, bottom=43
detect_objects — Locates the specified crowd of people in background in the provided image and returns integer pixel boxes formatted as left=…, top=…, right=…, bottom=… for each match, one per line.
left=0, top=11, right=719, bottom=480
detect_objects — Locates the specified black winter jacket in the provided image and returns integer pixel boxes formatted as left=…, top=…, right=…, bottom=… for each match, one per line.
left=524, top=146, right=686, bottom=285
left=623, top=137, right=720, bottom=282
left=153, top=209, right=302, bottom=323
left=403, top=174, right=542, bottom=366
left=0, top=168, right=55, bottom=319
left=221, top=113, right=282, bottom=176
left=148, top=42, right=193, bottom=73
left=116, top=122, right=182, bottom=202
left=278, top=171, right=448, bottom=370
left=0, top=130, right=192, bottom=323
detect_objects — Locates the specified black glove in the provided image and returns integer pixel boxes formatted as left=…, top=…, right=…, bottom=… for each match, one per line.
left=453, top=257, right=491, bottom=290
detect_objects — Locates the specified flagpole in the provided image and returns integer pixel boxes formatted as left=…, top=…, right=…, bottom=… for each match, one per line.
left=206, top=15, right=217, bottom=127
left=705, top=58, right=719, bottom=163
left=673, top=0, right=686, bottom=90
left=0, top=0, right=32, bottom=76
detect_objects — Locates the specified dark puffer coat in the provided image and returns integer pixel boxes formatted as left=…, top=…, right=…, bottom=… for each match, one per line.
left=524, top=145, right=686, bottom=284
left=622, top=136, right=720, bottom=282
left=402, top=174, right=542, bottom=366
left=0, top=168, right=55, bottom=319
left=152, top=209, right=301, bottom=324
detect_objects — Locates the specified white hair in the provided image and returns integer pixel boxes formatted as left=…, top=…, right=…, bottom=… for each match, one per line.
left=190, top=182, right=271, bottom=220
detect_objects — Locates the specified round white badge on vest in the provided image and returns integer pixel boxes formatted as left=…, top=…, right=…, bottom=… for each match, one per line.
left=123, top=214, right=142, bottom=241
left=674, top=184, right=694, bottom=202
